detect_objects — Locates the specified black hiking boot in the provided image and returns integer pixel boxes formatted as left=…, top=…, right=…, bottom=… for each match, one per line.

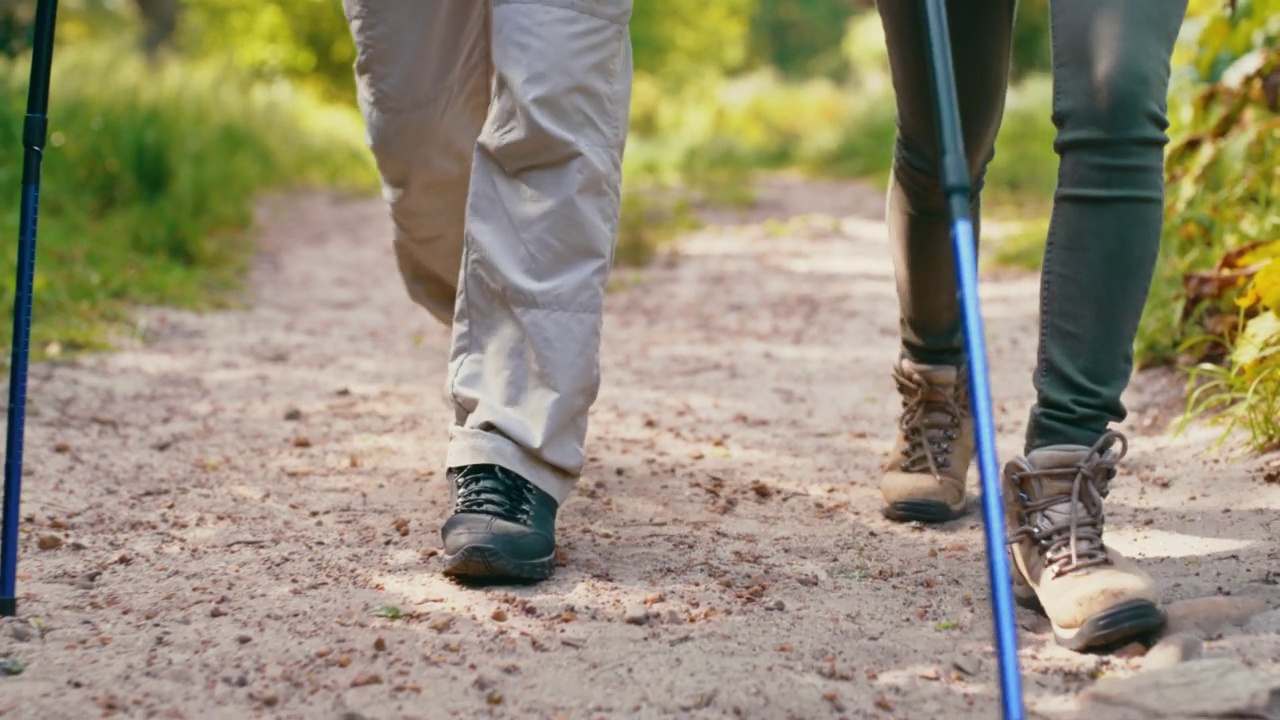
left=441, top=464, right=558, bottom=583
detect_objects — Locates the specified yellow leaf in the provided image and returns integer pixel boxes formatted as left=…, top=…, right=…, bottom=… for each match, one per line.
left=1231, top=310, right=1280, bottom=368
left=1254, top=260, right=1280, bottom=311
left=1236, top=286, right=1261, bottom=308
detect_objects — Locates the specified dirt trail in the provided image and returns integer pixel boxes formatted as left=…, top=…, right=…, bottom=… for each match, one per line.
left=0, top=179, right=1277, bottom=719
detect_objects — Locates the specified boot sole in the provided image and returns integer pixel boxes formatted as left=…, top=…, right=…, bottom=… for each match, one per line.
left=442, top=545, right=555, bottom=584
left=882, top=499, right=966, bottom=524
left=1017, top=593, right=1166, bottom=652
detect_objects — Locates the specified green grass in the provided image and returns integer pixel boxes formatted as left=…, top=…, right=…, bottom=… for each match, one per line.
left=0, top=42, right=377, bottom=360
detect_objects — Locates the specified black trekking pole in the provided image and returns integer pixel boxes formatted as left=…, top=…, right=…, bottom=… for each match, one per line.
left=2, top=0, right=60, bottom=618
left=920, top=0, right=1025, bottom=716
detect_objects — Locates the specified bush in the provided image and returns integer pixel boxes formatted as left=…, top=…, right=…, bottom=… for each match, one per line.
left=0, top=42, right=377, bottom=358
left=1132, top=0, right=1280, bottom=450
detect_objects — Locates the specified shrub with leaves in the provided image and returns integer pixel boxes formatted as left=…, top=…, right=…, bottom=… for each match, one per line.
left=1139, top=0, right=1280, bottom=449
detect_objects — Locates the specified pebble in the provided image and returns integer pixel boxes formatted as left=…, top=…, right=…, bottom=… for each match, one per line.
left=236, top=635, right=252, bottom=645
left=765, top=599, right=785, bottom=611
left=11, top=625, right=34, bottom=642
left=950, top=655, right=979, bottom=676
left=373, top=637, right=387, bottom=652
left=663, top=609, right=683, bottom=625
left=351, top=674, right=382, bottom=688
left=1113, top=642, right=1148, bottom=659
left=37, top=535, right=63, bottom=551
left=284, top=408, right=302, bottom=421
left=1142, top=633, right=1203, bottom=669
left=624, top=603, right=649, bottom=625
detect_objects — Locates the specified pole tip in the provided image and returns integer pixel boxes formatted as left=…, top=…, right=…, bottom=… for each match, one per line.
left=0, top=597, right=14, bottom=617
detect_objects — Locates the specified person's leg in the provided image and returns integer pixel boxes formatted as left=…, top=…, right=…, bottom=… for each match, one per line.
left=441, top=0, right=634, bottom=580
left=1005, top=0, right=1189, bottom=652
left=876, top=0, right=1015, bottom=523
left=1026, top=0, right=1187, bottom=450
left=344, top=0, right=489, bottom=324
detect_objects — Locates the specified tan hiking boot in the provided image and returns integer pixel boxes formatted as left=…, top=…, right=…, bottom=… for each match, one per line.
left=1004, top=431, right=1165, bottom=651
left=880, top=359, right=973, bottom=523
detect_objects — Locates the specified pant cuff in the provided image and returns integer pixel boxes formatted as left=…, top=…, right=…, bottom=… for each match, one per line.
left=446, top=427, right=577, bottom=505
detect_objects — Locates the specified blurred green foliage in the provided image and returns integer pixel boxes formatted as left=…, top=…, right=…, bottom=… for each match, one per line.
left=1134, top=0, right=1280, bottom=449
left=0, top=5, right=375, bottom=358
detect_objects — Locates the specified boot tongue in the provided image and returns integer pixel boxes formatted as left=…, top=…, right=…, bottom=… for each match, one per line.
left=901, top=360, right=961, bottom=413
left=902, top=359, right=958, bottom=388
left=1021, top=445, right=1106, bottom=555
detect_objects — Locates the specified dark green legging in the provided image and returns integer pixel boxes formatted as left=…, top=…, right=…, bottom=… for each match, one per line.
left=877, top=0, right=1189, bottom=451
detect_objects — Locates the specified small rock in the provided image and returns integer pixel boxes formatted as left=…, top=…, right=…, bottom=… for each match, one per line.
left=339, top=713, right=370, bottom=720
left=1113, top=642, right=1148, bottom=659
left=663, top=609, right=683, bottom=625
left=623, top=603, right=648, bottom=626
left=643, top=592, right=664, bottom=605
left=351, top=673, right=382, bottom=688
left=11, top=625, right=34, bottom=642
left=1164, top=596, right=1268, bottom=637
left=283, top=408, right=302, bottom=421
left=210, top=606, right=226, bottom=618
left=765, top=599, right=785, bottom=611
left=373, top=637, right=387, bottom=652
left=37, top=535, right=62, bottom=551
left=337, top=655, right=353, bottom=668
left=1143, top=633, right=1202, bottom=669
left=490, top=608, right=508, bottom=622
left=236, top=635, right=252, bottom=645
left=1080, top=659, right=1280, bottom=719
left=950, top=656, right=980, bottom=676
left=293, top=436, right=312, bottom=448
left=261, top=694, right=279, bottom=707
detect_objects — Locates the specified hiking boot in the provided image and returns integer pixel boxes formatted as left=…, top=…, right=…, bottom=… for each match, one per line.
left=1004, top=431, right=1165, bottom=651
left=881, top=359, right=973, bottom=523
left=441, top=464, right=558, bottom=583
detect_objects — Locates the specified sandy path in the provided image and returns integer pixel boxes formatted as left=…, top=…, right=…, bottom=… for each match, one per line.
left=0, top=179, right=1276, bottom=719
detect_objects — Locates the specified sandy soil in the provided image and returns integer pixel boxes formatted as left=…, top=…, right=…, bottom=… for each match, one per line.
left=0, top=178, right=1277, bottom=719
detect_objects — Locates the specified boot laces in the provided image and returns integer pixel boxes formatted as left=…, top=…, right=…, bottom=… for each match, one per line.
left=895, top=365, right=966, bottom=476
left=452, top=465, right=535, bottom=524
left=1007, top=431, right=1126, bottom=578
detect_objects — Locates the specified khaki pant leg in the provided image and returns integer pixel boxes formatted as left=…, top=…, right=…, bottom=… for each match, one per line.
left=345, top=0, right=489, bottom=324
left=444, top=0, right=634, bottom=503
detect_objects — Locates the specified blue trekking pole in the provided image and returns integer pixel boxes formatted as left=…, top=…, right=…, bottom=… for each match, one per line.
left=2, top=0, right=60, bottom=618
left=920, top=0, right=1024, bottom=716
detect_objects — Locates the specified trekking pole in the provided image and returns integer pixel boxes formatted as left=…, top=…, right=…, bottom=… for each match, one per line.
left=919, top=0, right=1024, bottom=716
left=2, top=0, right=60, bottom=618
